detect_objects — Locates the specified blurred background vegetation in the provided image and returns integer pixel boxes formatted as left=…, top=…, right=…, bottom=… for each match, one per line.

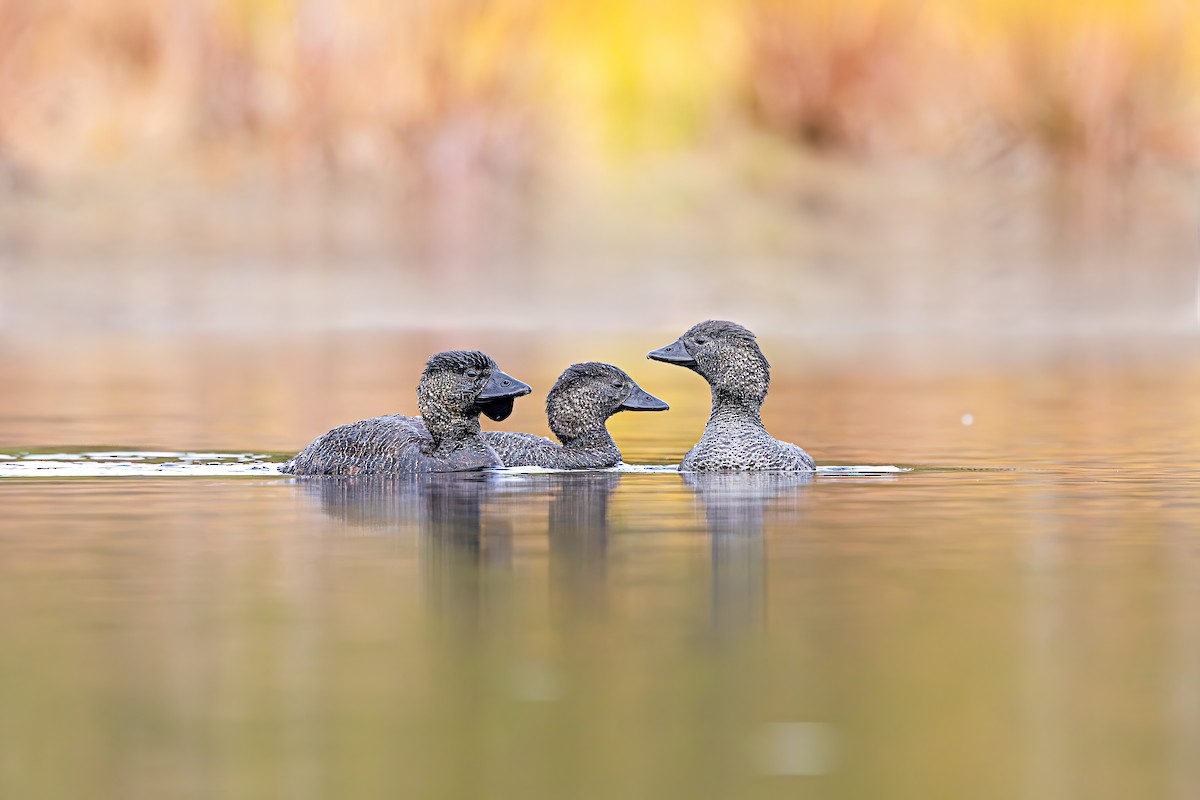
left=0, top=0, right=1198, bottom=337
left=1, top=0, right=1197, bottom=179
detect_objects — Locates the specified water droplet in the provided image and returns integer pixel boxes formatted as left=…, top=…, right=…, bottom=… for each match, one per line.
left=752, top=722, right=838, bottom=776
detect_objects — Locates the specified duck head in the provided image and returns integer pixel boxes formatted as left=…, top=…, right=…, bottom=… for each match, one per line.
left=546, top=362, right=668, bottom=442
left=419, top=351, right=532, bottom=441
left=647, top=320, right=770, bottom=405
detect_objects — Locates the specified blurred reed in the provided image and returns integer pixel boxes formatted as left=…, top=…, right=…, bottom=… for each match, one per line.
left=0, top=0, right=543, bottom=183
left=742, top=0, right=927, bottom=153
left=0, top=0, right=1197, bottom=186
left=952, top=0, right=1200, bottom=168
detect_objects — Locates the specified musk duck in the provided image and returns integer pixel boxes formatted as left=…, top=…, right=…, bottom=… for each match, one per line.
left=648, top=321, right=814, bottom=471
left=483, top=362, right=668, bottom=469
left=281, top=350, right=531, bottom=475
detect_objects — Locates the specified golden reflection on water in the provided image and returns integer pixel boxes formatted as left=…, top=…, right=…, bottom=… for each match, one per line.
left=1, top=468, right=1199, bottom=798
left=5, top=331, right=1200, bottom=467
left=3, top=333, right=1200, bottom=798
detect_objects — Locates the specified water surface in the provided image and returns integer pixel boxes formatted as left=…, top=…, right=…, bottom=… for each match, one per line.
left=3, top=333, right=1200, bottom=799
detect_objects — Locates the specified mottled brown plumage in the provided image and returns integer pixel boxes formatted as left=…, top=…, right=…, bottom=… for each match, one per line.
left=648, top=321, right=815, bottom=471
left=483, top=362, right=668, bottom=468
left=281, top=350, right=531, bottom=475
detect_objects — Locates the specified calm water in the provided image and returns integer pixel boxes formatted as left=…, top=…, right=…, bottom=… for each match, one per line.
left=3, top=332, right=1200, bottom=799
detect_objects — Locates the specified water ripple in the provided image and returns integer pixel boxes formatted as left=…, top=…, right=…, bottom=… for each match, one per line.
left=0, top=452, right=909, bottom=479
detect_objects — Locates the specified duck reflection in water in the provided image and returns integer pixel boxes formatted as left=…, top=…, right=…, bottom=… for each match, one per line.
left=304, top=474, right=506, bottom=628
left=300, top=470, right=811, bottom=635
left=545, top=473, right=620, bottom=616
left=308, top=473, right=490, bottom=537
left=684, top=472, right=814, bottom=636
left=303, top=471, right=620, bottom=620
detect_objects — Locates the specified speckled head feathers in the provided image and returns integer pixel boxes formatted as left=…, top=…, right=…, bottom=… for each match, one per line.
left=417, top=350, right=500, bottom=438
left=669, top=320, right=771, bottom=404
left=684, top=321, right=766, bottom=363
left=547, top=362, right=629, bottom=421
left=423, top=350, right=497, bottom=377
left=556, top=362, right=628, bottom=384
left=544, top=362, right=632, bottom=440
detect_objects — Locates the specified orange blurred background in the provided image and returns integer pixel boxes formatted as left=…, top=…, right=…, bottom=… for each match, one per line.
left=0, top=0, right=1197, bottom=338
left=3, top=0, right=1199, bottom=176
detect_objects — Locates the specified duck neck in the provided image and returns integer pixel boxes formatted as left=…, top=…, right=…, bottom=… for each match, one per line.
left=702, top=353, right=769, bottom=428
left=556, top=425, right=621, bottom=469
left=557, top=424, right=618, bottom=455
left=708, top=387, right=764, bottom=427
left=420, top=397, right=481, bottom=452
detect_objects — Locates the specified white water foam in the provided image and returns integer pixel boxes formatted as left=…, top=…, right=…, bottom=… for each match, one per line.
left=0, top=452, right=282, bottom=478
left=0, top=452, right=908, bottom=479
left=499, top=464, right=907, bottom=476
left=497, top=464, right=680, bottom=475
left=816, top=465, right=908, bottom=475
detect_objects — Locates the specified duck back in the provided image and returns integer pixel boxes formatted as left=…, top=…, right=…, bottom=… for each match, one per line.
left=482, top=431, right=562, bottom=468
left=482, top=431, right=621, bottom=469
left=282, top=415, right=500, bottom=475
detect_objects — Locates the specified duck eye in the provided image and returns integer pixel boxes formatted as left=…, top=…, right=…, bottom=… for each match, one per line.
left=466, top=370, right=479, bottom=379
left=613, top=380, right=624, bottom=389
left=694, top=338, right=707, bottom=345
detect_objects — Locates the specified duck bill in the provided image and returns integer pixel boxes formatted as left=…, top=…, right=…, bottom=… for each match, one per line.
left=619, top=384, right=669, bottom=412
left=476, top=370, right=532, bottom=422
left=647, top=339, right=697, bottom=367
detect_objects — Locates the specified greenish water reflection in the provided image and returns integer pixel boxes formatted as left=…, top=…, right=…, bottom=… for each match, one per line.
left=4, top=332, right=1200, bottom=798
left=2, top=463, right=1199, bottom=799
